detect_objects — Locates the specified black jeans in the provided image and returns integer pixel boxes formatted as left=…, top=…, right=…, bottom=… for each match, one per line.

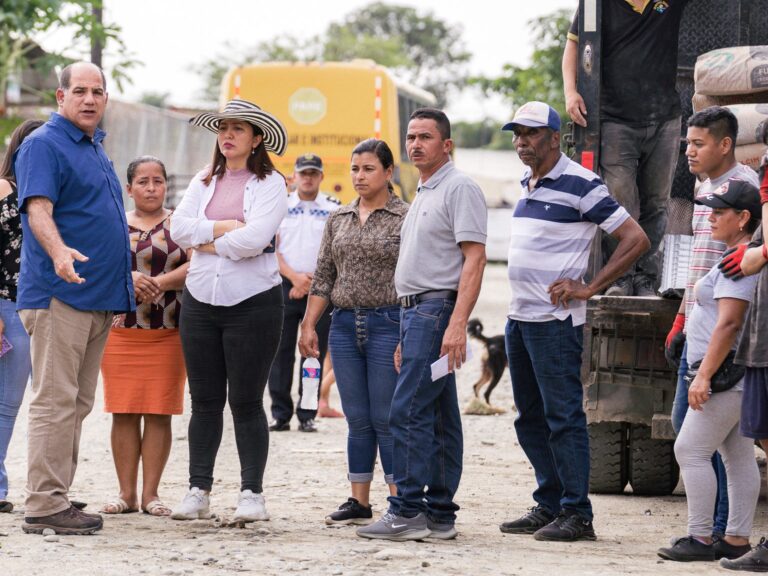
left=267, top=280, right=331, bottom=423
left=179, top=286, right=283, bottom=493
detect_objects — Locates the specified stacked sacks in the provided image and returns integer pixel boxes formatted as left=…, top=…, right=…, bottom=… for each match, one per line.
left=694, top=46, right=768, bottom=168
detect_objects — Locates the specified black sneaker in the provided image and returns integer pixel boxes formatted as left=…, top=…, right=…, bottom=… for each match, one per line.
left=721, top=537, right=768, bottom=571
left=605, top=276, right=633, bottom=297
left=325, top=498, right=373, bottom=525
left=298, top=419, right=318, bottom=433
left=657, top=536, right=715, bottom=562
left=715, top=538, right=752, bottom=560
left=499, top=505, right=555, bottom=534
left=533, top=510, right=596, bottom=542
left=269, top=419, right=290, bottom=432
left=633, top=275, right=657, bottom=297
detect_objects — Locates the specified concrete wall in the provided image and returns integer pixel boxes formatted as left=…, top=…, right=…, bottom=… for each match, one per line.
left=101, top=99, right=215, bottom=206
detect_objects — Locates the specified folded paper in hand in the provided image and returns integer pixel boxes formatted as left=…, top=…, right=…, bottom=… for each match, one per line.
left=430, top=344, right=473, bottom=382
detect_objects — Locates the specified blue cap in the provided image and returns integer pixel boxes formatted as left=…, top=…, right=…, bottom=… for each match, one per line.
left=502, top=101, right=561, bottom=132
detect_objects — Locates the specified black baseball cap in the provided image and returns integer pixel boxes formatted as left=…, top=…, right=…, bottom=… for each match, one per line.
left=295, top=153, right=323, bottom=172
left=695, top=178, right=762, bottom=220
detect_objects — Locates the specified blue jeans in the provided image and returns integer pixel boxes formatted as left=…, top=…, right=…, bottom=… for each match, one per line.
left=329, top=306, right=400, bottom=484
left=505, top=317, right=593, bottom=520
left=672, top=341, right=729, bottom=535
left=0, top=298, right=31, bottom=500
left=388, top=298, right=462, bottom=524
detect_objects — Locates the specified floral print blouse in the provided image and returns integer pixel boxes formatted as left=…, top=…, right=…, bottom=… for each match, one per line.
left=0, top=183, right=22, bottom=302
left=311, top=194, right=408, bottom=309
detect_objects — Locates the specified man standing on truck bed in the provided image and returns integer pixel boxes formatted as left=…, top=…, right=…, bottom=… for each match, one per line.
left=499, top=101, right=649, bottom=541
left=562, top=0, right=691, bottom=296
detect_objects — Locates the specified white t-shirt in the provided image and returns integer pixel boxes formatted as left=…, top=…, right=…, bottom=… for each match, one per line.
left=278, top=192, right=339, bottom=275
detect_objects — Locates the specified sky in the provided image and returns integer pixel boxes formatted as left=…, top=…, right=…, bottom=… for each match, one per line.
left=44, top=0, right=575, bottom=121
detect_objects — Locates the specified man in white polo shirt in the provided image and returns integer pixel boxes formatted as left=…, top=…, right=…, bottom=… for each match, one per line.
left=268, top=153, right=339, bottom=433
left=499, top=102, right=648, bottom=541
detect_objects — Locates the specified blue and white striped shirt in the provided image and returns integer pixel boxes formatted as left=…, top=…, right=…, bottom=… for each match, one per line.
left=507, top=153, right=629, bottom=326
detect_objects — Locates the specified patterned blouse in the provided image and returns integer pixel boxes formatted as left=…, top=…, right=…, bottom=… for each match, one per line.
left=0, top=183, right=22, bottom=302
left=114, top=214, right=188, bottom=329
left=311, top=194, right=409, bottom=309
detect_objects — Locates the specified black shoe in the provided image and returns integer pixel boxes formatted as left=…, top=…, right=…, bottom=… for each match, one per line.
left=0, top=500, right=13, bottom=513
left=715, top=538, right=752, bottom=560
left=298, top=419, right=318, bottom=433
left=633, top=275, right=657, bottom=297
left=71, top=500, right=87, bottom=510
left=605, top=276, right=633, bottom=297
left=721, top=537, right=768, bottom=571
left=325, top=498, right=373, bottom=525
left=657, top=536, right=715, bottom=562
left=269, top=419, right=290, bottom=432
left=533, top=510, right=596, bottom=542
left=22, top=505, right=103, bottom=535
left=499, top=505, right=555, bottom=534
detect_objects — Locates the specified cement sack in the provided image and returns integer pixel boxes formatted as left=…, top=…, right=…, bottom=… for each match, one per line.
left=723, top=104, right=768, bottom=146
left=692, top=91, right=768, bottom=113
left=734, top=142, right=766, bottom=170
left=695, top=46, right=768, bottom=96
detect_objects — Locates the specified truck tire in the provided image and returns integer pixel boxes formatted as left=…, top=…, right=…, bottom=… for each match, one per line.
left=588, top=422, right=628, bottom=494
left=628, top=424, right=679, bottom=496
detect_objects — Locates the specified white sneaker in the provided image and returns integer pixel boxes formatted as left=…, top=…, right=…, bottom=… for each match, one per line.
left=170, top=487, right=211, bottom=520
left=233, top=490, right=269, bottom=522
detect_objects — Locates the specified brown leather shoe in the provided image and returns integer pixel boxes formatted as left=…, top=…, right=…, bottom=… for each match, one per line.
left=22, top=505, right=103, bottom=535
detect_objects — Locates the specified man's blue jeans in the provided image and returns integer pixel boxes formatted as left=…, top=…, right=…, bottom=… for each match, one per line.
left=388, top=298, right=462, bottom=525
left=0, top=298, right=31, bottom=501
left=505, top=317, right=593, bottom=520
left=329, top=306, right=401, bottom=485
left=672, top=341, right=729, bottom=535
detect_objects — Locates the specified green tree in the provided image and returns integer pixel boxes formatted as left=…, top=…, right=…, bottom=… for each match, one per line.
left=194, top=2, right=470, bottom=107
left=194, top=36, right=319, bottom=102
left=322, top=2, right=470, bottom=107
left=0, top=0, right=137, bottom=114
left=472, top=9, right=570, bottom=120
left=139, top=91, right=170, bottom=108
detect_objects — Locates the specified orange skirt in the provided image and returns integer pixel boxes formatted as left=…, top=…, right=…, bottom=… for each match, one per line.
left=101, top=328, right=186, bottom=415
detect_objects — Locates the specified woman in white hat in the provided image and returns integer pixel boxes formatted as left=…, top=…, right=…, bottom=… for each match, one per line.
left=170, top=100, right=288, bottom=522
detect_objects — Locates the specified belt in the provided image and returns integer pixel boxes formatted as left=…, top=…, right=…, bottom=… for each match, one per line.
left=399, top=290, right=457, bottom=308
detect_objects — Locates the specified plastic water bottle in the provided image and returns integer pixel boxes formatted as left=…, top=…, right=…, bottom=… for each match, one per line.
left=299, top=357, right=321, bottom=410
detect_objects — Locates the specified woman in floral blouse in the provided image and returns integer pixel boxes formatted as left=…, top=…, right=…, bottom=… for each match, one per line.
left=299, top=139, right=408, bottom=526
left=0, top=119, right=43, bottom=513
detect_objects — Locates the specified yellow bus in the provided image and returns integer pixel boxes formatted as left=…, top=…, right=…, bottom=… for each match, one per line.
left=219, top=60, right=436, bottom=203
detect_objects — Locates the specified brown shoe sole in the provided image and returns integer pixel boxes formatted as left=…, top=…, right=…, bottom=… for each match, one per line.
left=22, top=521, right=103, bottom=535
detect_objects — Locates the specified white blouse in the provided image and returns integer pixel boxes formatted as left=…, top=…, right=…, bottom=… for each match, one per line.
left=171, top=169, right=288, bottom=306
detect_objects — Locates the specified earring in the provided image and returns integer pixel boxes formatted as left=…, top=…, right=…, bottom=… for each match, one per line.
left=251, top=148, right=256, bottom=155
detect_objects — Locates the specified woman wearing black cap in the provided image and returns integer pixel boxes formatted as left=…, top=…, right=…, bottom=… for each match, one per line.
left=658, top=179, right=762, bottom=563
left=170, top=100, right=288, bottom=522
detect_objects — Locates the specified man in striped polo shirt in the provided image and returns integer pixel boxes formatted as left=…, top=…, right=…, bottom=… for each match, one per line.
left=498, top=102, right=649, bottom=542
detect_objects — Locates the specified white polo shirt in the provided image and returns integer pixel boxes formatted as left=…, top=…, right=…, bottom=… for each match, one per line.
left=278, top=191, right=340, bottom=274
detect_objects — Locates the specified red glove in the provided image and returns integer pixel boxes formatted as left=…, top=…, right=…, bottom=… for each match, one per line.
left=665, top=313, right=686, bottom=368
left=761, top=164, right=768, bottom=205
left=718, top=243, right=748, bottom=280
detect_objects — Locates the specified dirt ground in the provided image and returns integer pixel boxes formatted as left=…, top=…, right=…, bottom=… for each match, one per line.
left=1, top=263, right=766, bottom=576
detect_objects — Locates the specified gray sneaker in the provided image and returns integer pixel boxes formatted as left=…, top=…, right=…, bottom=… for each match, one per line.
left=426, top=518, right=458, bottom=540
left=356, top=510, right=431, bottom=541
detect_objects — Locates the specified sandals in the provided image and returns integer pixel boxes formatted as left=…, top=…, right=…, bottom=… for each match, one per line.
left=143, top=499, right=172, bottom=517
left=100, top=497, right=139, bottom=514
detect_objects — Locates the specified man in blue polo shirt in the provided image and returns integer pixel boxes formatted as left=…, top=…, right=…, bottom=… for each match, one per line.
left=499, top=102, right=648, bottom=541
left=14, top=61, right=133, bottom=535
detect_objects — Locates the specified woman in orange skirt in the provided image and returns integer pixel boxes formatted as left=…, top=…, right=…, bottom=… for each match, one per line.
left=100, top=156, right=189, bottom=516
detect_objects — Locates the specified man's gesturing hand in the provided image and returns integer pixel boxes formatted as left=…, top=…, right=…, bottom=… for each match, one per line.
left=52, top=246, right=88, bottom=284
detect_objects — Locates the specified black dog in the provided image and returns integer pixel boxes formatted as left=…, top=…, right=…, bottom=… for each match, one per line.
left=466, top=318, right=507, bottom=405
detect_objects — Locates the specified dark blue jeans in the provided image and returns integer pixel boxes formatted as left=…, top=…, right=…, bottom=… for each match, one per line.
left=388, top=298, right=462, bottom=524
left=672, top=341, right=729, bottom=535
left=329, top=306, right=400, bottom=484
left=505, top=317, right=593, bottom=520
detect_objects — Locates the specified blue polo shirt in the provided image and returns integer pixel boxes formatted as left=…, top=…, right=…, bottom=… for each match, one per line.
left=14, top=113, right=134, bottom=312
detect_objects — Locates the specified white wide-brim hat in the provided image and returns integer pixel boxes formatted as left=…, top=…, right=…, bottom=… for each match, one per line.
left=189, top=99, right=288, bottom=156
